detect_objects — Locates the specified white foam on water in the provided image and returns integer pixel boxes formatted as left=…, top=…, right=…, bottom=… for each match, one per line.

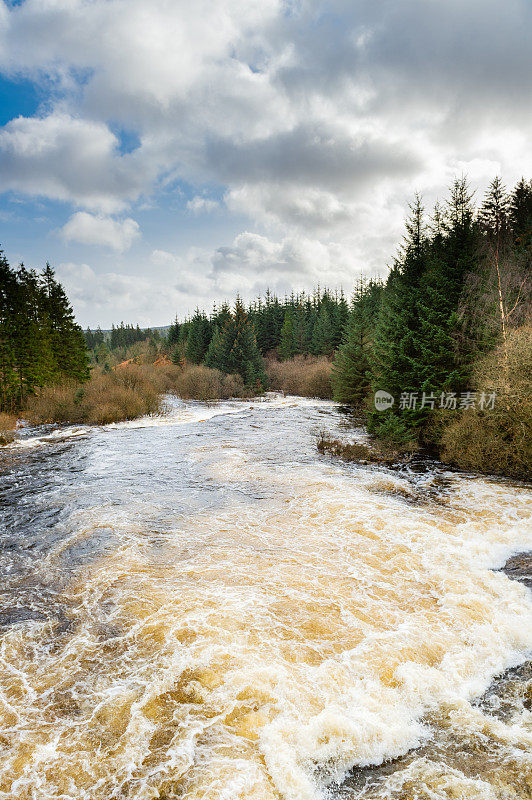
left=0, top=399, right=531, bottom=800
left=6, top=425, right=92, bottom=449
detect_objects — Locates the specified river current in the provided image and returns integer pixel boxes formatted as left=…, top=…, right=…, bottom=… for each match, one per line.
left=0, top=395, right=531, bottom=800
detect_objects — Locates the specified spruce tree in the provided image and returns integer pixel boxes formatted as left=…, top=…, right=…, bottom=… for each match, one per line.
left=332, top=282, right=382, bottom=406
left=509, top=178, right=532, bottom=248
left=311, top=306, right=335, bottom=355
left=40, top=263, right=89, bottom=383
left=214, top=299, right=266, bottom=389
left=185, top=309, right=211, bottom=364
left=279, top=311, right=296, bottom=360
left=369, top=195, right=429, bottom=435
left=204, top=325, right=223, bottom=369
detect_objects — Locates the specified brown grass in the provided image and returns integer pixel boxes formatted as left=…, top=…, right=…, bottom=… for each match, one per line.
left=266, top=355, right=333, bottom=398
left=0, top=412, right=17, bottom=433
left=438, top=325, right=532, bottom=479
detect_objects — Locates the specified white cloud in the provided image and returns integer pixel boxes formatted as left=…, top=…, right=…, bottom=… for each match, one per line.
left=60, top=212, right=140, bottom=252
left=0, top=113, right=155, bottom=212
left=186, top=196, right=220, bottom=213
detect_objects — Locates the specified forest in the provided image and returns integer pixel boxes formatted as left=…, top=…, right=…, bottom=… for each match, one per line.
left=1, top=176, right=531, bottom=476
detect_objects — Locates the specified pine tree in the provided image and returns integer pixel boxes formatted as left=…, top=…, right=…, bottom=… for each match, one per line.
left=332, top=282, right=382, bottom=406
left=509, top=178, right=532, bottom=248
left=279, top=311, right=296, bottom=360
left=214, top=299, right=267, bottom=389
left=185, top=309, right=211, bottom=364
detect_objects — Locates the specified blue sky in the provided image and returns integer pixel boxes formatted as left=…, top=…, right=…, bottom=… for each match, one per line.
left=1, top=0, right=531, bottom=327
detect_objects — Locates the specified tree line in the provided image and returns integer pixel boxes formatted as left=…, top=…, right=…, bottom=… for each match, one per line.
left=0, top=253, right=89, bottom=411
left=166, top=288, right=351, bottom=387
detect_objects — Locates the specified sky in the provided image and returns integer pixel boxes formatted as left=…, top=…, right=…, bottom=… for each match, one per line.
left=0, top=0, right=531, bottom=328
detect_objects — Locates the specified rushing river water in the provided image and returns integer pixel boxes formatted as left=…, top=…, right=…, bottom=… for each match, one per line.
left=0, top=395, right=531, bottom=800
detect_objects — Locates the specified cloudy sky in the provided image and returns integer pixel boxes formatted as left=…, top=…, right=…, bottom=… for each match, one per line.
left=0, top=0, right=531, bottom=328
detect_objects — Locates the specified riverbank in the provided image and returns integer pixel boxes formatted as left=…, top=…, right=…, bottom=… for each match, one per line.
left=316, top=425, right=532, bottom=483
left=17, top=363, right=252, bottom=426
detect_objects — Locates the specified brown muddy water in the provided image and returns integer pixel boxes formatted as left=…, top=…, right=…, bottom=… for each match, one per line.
left=0, top=395, right=531, bottom=800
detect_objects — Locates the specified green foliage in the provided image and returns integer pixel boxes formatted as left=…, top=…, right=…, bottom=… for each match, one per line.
left=0, top=251, right=89, bottom=411
left=370, top=412, right=415, bottom=448
left=368, top=183, right=480, bottom=438
left=207, top=299, right=267, bottom=390
left=509, top=177, right=532, bottom=248
left=332, top=281, right=383, bottom=406
left=185, top=309, right=211, bottom=364
left=279, top=311, right=296, bottom=360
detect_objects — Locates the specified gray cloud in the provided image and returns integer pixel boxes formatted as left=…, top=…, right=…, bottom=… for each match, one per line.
left=206, top=123, right=421, bottom=191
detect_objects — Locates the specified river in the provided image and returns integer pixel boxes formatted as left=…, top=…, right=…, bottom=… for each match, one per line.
left=0, top=395, right=531, bottom=800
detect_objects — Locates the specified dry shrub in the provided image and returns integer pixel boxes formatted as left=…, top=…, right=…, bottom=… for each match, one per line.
left=439, top=325, right=532, bottom=479
left=266, top=355, right=333, bottom=398
left=0, top=412, right=17, bottom=444
left=25, top=365, right=162, bottom=425
left=23, top=363, right=250, bottom=426
left=169, top=365, right=246, bottom=401
left=0, top=412, right=17, bottom=433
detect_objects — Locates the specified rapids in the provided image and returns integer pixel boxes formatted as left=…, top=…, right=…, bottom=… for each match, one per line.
left=0, top=394, right=531, bottom=800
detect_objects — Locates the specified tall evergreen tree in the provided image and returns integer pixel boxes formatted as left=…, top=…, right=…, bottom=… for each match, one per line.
left=509, top=178, right=532, bottom=248
left=0, top=250, right=89, bottom=410
left=185, top=309, right=211, bottom=364
left=332, top=282, right=383, bottom=406
left=279, top=311, right=296, bottom=360
left=210, top=299, right=266, bottom=389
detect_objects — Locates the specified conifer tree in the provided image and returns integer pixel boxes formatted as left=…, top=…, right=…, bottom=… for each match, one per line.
left=0, top=250, right=89, bottom=410
left=332, top=282, right=382, bottom=405
left=185, top=309, right=211, bottom=364
left=478, top=177, right=509, bottom=240
left=311, top=306, right=335, bottom=355
left=279, top=311, right=296, bottom=360
left=212, top=299, right=266, bottom=389
left=204, top=325, right=223, bottom=369
left=40, top=263, right=89, bottom=382
left=369, top=195, right=429, bottom=435
left=509, top=178, right=532, bottom=248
